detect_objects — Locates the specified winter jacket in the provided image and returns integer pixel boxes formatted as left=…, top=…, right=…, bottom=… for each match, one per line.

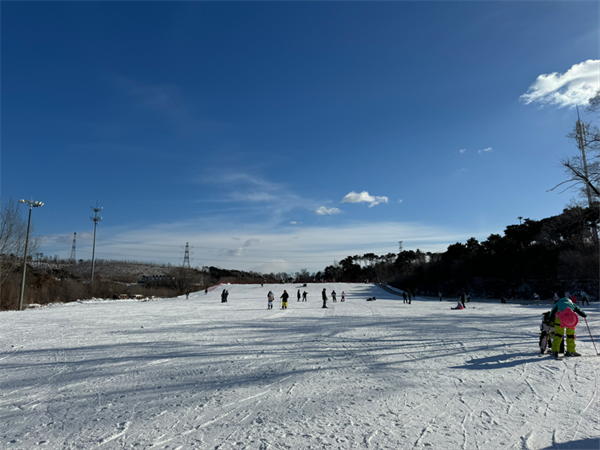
left=550, top=298, right=587, bottom=320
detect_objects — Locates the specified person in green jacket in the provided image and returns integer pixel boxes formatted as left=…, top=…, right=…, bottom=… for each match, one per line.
left=550, top=296, right=587, bottom=358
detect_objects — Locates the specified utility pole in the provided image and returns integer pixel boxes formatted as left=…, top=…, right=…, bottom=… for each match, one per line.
left=183, top=242, right=191, bottom=268
left=575, top=106, right=598, bottom=245
left=70, top=232, right=77, bottom=263
left=90, top=203, right=103, bottom=288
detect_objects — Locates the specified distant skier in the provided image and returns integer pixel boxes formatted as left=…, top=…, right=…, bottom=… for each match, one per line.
left=341, top=291, right=345, bottom=302
left=322, top=288, right=328, bottom=308
left=549, top=295, right=587, bottom=358
left=297, top=290, right=301, bottom=302
left=408, top=290, right=412, bottom=305
left=460, top=293, right=466, bottom=308
left=332, top=291, right=337, bottom=302
left=534, top=293, right=540, bottom=303
left=267, top=291, right=274, bottom=310
left=281, top=290, right=289, bottom=310
left=221, top=289, right=229, bottom=303
left=402, top=291, right=407, bottom=304
left=581, top=292, right=590, bottom=306
left=205, top=288, right=208, bottom=295
left=439, top=291, right=442, bottom=302
left=186, top=292, right=189, bottom=299
left=553, top=293, right=559, bottom=303
left=302, top=291, right=307, bottom=302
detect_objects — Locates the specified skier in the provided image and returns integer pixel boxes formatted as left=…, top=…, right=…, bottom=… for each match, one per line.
left=534, top=293, right=540, bottom=304
left=439, top=291, right=442, bottom=302
left=186, top=292, right=189, bottom=299
left=549, top=295, right=587, bottom=358
left=267, top=291, right=274, bottom=310
left=341, top=291, right=345, bottom=302
left=297, top=290, right=301, bottom=302
left=302, top=291, right=307, bottom=302
left=460, top=293, right=466, bottom=308
left=205, top=288, right=208, bottom=294
left=451, top=301, right=465, bottom=310
left=552, top=293, right=559, bottom=303
left=402, top=291, right=407, bottom=304
left=332, top=291, right=337, bottom=302
left=281, top=290, right=289, bottom=310
left=408, top=290, right=412, bottom=304
left=221, top=289, right=228, bottom=303
left=322, top=288, right=328, bottom=308
left=581, top=292, right=590, bottom=306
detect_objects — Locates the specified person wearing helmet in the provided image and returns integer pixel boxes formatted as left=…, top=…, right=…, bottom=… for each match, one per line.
left=549, top=295, right=587, bottom=358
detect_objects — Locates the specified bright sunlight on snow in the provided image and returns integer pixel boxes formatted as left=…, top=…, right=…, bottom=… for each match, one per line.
left=1, top=283, right=599, bottom=449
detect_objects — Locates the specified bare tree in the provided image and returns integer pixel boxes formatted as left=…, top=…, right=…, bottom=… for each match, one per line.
left=0, top=199, right=36, bottom=286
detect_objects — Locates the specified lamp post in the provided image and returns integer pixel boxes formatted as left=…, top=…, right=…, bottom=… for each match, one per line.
left=18, top=199, right=44, bottom=310
left=90, top=203, right=102, bottom=289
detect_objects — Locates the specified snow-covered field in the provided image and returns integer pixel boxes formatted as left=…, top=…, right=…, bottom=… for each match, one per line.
left=1, top=283, right=599, bottom=450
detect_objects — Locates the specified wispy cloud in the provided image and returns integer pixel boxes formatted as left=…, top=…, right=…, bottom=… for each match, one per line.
left=342, top=191, right=388, bottom=207
left=316, top=206, right=341, bottom=215
left=478, top=147, right=493, bottom=154
left=459, top=149, right=466, bottom=154
left=520, top=60, right=600, bottom=109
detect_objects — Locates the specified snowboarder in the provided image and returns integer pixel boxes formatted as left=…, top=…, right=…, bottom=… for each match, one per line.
left=341, top=291, right=345, bottom=302
left=322, top=288, right=328, bottom=308
left=549, top=296, right=587, bottom=358
left=267, top=291, right=274, bottom=310
left=332, top=291, right=337, bottom=302
left=297, top=290, right=301, bottom=302
left=302, top=291, right=307, bottom=302
left=281, top=290, right=289, bottom=309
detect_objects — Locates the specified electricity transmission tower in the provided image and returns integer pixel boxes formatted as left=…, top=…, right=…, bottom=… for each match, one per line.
left=90, top=203, right=103, bottom=286
left=183, top=242, right=191, bottom=268
left=70, top=232, right=77, bottom=262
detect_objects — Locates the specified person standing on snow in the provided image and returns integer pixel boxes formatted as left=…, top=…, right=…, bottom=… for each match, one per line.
left=302, top=291, right=307, bottom=302
left=549, top=295, right=587, bottom=358
left=297, top=290, right=301, bottom=302
left=553, top=293, right=559, bottom=303
left=402, top=291, right=407, bottom=304
left=460, top=292, right=466, bottom=308
left=341, top=291, right=345, bottom=302
left=322, top=288, right=328, bottom=308
left=281, top=290, right=289, bottom=309
left=332, top=291, right=337, bottom=302
left=267, top=291, right=274, bottom=310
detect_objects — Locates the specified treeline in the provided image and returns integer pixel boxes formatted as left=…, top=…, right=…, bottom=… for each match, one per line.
left=321, top=205, right=599, bottom=300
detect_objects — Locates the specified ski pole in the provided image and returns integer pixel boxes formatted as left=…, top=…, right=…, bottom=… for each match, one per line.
left=584, top=317, right=599, bottom=355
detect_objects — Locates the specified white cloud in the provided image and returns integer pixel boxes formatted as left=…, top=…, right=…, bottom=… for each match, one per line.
left=316, top=206, right=341, bottom=215
left=290, top=221, right=297, bottom=225
left=520, top=60, right=600, bottom=109
left=243, top=238, right=260, bottom=247
left=478, top=147, right=493, bottom=154
left=342, top=191, right=388, bottom=207
left=397, top=199, right=403, bottom=204
left=459, top=149, right=466, bottom=154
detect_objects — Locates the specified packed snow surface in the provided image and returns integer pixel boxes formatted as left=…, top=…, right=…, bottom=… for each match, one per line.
left=1, top=283, right=599, bottom=450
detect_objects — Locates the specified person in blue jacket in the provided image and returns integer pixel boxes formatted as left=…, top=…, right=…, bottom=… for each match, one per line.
left=549, top=295, right=587, bottom=358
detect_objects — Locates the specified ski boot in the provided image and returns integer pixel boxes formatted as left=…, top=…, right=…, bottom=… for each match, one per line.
left=564, top=351, right=581, bottom=357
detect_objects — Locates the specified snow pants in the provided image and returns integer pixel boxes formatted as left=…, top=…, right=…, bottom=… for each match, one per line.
left=552, top=318, right=576, bottom=353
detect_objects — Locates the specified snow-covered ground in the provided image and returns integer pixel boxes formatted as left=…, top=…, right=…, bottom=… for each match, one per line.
left=1, top=283, right=599, bottom=450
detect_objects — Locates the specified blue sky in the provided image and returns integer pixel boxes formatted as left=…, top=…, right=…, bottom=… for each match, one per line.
left=2, top=1, right=599, bottom=274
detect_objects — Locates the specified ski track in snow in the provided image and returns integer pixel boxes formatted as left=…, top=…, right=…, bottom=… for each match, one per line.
left=1, top=283, right=599, bottom=449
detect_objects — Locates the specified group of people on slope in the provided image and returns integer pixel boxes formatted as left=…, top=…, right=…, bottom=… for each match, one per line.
left=547, top=294, right=588, bottom=358
left=402, top=290, right=415, bottom=304
left=267, top=288, right=346, bottom=310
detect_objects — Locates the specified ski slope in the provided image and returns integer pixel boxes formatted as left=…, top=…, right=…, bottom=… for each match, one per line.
left=1, top=283, right=599, bottom=450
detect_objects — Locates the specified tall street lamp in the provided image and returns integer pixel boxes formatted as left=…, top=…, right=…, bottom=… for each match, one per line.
left=18, top=199, right=44, bottom=310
